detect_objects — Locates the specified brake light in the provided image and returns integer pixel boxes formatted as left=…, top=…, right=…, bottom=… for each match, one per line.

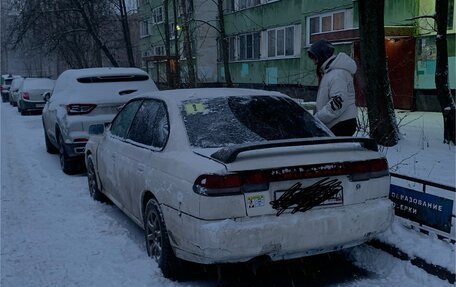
left=73, top=138, right=88, bottom=143
left=193, top=158, right=388, bottom=196
left=23, top=92, right=30, bottom=100
left=66, top=104, right=97, bottom=115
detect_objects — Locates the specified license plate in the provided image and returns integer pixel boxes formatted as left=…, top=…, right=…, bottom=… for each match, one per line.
left=271, top=178, right=343, bottom=215
left=36, top=104, right=45, bottom=108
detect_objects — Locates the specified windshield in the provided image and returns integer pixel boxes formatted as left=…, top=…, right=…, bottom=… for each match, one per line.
left=180, top=96, right=330, bottom=148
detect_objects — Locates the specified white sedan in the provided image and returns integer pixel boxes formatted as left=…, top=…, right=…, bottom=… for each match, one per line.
left=85, top=88, right=393, bottom=278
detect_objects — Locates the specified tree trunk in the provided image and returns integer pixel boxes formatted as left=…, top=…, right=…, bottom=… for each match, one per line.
left=72, top=0, right=119, bottom=67
left=172, top=0, right=181, bottom=86
left=179, top=0, right=196, bottom=87
left=435, top=0, right=455, bottom=144
left=163, top=0, right=173, bottom=87
left=358, top=0, right=399, bottom=146
left=119, top=0, right=135, bottom=67
left=217, top=0, right=232, bottom=87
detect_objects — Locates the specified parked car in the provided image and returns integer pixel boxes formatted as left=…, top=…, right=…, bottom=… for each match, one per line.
left=1, top=74, right=21, bottom=102
left=9, top=77, right=24, bottom=106
left=84, top=88, right=393, bottom=279
left=17, top=78, right=55, bottom=115
left=42, top=67, right=158, bottom=174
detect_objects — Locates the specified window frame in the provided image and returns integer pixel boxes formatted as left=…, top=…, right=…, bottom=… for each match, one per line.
left=109, top=99, right=144, bottom=140
left=153, top=6, right=164, bottom=24
left=266, top=25, right=296, bottom=59
left=126, top=98, right=170, bottom=151
left=306, top=9, right=353, bottom=45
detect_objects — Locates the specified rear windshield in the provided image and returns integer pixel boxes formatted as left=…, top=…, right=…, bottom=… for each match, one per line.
left=181, top=96, right=330, bottom=148
left=23, top=79, right=54, bottom=90
left=77, top=75, right=149, bottom=83
left=5, top=79, right=13, bottom=85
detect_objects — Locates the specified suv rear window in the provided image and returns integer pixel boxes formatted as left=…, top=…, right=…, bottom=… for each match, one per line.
left=181, top=96, right=330, bottom=148
left=77, top=75, right=149, bottom=83
left=5, top=79, right=13, bottom=85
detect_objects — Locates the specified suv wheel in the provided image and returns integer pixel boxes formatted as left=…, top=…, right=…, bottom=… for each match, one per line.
left=144, top=199, right=181, bottom=279
left=43, top=124, right=58, bottom=154
left=87, top=156, right=108, bottom=202
left=58, top=133, right=76, bottom=174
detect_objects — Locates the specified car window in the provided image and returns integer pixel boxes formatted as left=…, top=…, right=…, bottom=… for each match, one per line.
left=110, top=100, right=142, bottom=138
left=127, top=100, right=169, bottom=149
left=181, top=95, right=330, bottom=148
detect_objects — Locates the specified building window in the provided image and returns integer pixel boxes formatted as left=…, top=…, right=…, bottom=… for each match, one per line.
left=226, top=32, right=260, bottom=62
left=307, top=9, right=353, bottom=44
left=267, top=26, right=295, bottom=58
left=153, top=6, right=163, bottom=24
left=140, top=20, right=150, bottom=37
left=225, top=0, right=277, bottom=12
left=154, top=46, right=165, bottom=56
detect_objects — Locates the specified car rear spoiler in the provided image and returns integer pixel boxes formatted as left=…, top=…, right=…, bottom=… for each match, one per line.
left=211, top=137, right=378, bottom=164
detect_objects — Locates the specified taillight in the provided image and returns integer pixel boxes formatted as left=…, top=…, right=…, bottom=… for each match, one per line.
left=66, top=104, right=97, bottom=115
left=348, top=158, right=389, bottom=181
left=23, top=92, right=30, bottom=100
left=193, top=158, right=388, bottom=196
left=73, top=138, right=88, bottom=143
left=193, top=174, right=242, bottom=196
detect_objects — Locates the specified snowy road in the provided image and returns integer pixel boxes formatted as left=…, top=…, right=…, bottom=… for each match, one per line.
left=0, top=103, right=451, bottom=287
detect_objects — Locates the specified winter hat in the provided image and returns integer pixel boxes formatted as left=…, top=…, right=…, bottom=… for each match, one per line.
left=307, top=39, right=335, bottom=65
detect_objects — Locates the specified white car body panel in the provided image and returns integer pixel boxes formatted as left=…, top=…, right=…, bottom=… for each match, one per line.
left=85, top=88, right=393, bottom=265
left=43, top=68, right=158, bottom=156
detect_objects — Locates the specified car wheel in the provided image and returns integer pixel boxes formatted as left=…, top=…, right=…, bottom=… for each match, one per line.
left=86, top=156, right=108, bottom=202
left=12, top=101, right=17, bottom=107
left=58, top=133, right=76, bottom=174
left=20, top=109, right=27, bottom=116
left=144, top=199, right=181, bottom=279
left=17, top=105, right=22, bottom=113
left=43, top=127, right=58, bottom=154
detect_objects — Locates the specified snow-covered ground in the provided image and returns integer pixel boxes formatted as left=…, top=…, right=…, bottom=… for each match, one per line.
left=0, top=103, right=454, bottom=286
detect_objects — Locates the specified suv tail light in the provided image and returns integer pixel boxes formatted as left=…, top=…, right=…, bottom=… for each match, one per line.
left=66, top=104, right=97, bottom=115
left=193, top=158, right=389, bottom=196
left=23, top=92, right=30, bottom=100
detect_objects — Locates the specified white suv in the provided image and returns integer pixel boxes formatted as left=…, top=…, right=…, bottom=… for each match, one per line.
left=42, top=67, right=158, bottom=174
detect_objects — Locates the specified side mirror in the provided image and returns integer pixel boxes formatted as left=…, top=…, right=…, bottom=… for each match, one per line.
left=88, top=124, right=105, bottom=135
left=43, top=92, right=51, bottom=102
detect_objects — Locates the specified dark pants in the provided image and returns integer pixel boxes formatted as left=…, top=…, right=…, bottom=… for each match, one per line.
left=330, top=118, right=357, bottom=136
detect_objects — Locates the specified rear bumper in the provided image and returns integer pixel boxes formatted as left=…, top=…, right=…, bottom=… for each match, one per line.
left=20, top=99, right=46, bottom=111
left=62, top=141, right=86, bottom=158
left=163, top=198, right=393, bottom=264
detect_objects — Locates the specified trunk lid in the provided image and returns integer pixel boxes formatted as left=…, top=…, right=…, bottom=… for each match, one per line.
left=194, top=139, right=389, bottom=217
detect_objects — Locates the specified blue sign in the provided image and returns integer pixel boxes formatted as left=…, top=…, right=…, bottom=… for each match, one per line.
left=389, top=185, right=454, bottom=233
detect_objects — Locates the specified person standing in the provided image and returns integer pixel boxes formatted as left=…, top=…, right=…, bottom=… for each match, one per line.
left=307, top=39, right=358, bottom=136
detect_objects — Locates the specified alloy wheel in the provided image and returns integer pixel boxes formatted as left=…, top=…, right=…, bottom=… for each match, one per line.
left=146, top=211, right=162, bottom=262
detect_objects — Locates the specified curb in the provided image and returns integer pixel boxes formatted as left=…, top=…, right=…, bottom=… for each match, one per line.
left=368, top=239, right=455, bottom=284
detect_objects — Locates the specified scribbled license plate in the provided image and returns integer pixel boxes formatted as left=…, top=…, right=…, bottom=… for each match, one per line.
left=36, top=104, right=45, bottom=108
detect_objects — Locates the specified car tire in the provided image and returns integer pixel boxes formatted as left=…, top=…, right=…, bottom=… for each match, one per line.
left=144, top=199, right=181, bottom=279
left=20, top=109, right=27, bottom=116
left=12, top=101, right=17, bottom=107
left=17, top=105, right=22, bottom=113
left=58, top=133, right=76, bottom=174
left=43, top=127, right=58, bottom=154
left=86, top=156, right=108, bottom=202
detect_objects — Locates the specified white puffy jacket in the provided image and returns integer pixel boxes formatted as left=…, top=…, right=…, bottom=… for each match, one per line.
left=315, top=52, right=357, bottom=129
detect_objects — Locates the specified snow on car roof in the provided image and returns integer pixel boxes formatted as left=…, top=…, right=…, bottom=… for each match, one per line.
left=140, top=88, right=287, bottom=103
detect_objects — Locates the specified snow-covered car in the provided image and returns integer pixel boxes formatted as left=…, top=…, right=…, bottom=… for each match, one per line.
left=42, top=67, right=158, bottom=174
left=17, top=78, right=55, bottom=115
left=84, top=88, right=393, bottom=278
left=1, top=74, right=21, bottom=103
left=9, top=77, right=24, bottom=106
